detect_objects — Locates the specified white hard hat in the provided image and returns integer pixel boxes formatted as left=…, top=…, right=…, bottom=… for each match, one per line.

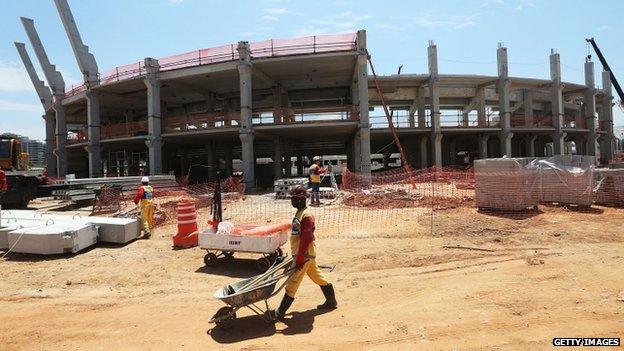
left=141, top=176, right=149, bottom=183
left=313, top=156, right=320, bottom=161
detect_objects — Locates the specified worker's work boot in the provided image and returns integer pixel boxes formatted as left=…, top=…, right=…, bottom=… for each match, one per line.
left=317, top=283, right=337, bottom=310
left=269, top=294, right=294, bottom=321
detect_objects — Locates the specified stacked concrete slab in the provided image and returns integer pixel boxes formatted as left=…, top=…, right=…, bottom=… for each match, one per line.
left=0, top=209, right=140, bottom=254
left=274, top=178, right=308, bottom=198
left=474, top=158, right=539, bottom=211
left=593, top=168, right=624, bottom=206
left=531, top=155, right=594, bottom=207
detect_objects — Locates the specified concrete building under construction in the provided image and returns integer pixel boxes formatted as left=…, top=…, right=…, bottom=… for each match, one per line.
left=15, top=0, right=617, bottom=189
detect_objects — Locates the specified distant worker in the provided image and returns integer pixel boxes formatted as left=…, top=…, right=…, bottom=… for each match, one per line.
left=270, top=186, right=337, bottom=320
left=133, top=176, right=154, bottom=238
left=309, top=156, right=326, bottom=206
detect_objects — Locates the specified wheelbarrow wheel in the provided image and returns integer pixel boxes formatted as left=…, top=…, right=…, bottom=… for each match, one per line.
left=213, top=306, right=236, bottom=330
left=255, top=257, right=271, bottom=272
left=204, top=252, right=219, bottom=267
left=223, top=251, right=235, bottom=260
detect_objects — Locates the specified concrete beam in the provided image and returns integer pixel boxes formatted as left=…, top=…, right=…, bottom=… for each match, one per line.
left=550, top=49, right=565, bottom=154
left=585, top=60, right=597, bottom=156
left=14, top=42, right=53, bottom=111
left=20, top=17, right=65, bottom=94
left=237, top=41, right=255, bottom=189
left=53, top=0, right=99, bottom=84
left=143, top=58, right=163, bottom=175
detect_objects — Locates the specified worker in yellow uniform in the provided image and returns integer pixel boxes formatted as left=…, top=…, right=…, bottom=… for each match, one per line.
left=309, top=156, right=326, bottom=206
left=270, top=185, right=337, bottom=320
left=133, top=176, right=154, bottom=238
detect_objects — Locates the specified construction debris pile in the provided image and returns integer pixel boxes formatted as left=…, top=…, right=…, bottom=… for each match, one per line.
left=342, top=189, right=472, bottom=210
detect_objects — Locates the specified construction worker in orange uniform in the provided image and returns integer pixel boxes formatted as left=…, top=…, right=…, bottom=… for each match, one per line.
left=309, top=156, right=326, bottom=206
left=133, top=176, right=154, bottom=238
left=270, top=185, right=337, bottom=320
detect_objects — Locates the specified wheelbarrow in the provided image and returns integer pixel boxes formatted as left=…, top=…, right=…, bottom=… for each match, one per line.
left=209, top=256, right=296, bottom=330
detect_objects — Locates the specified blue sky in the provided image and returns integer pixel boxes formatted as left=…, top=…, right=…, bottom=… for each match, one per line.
left=1, top=0, right=623, bottom=140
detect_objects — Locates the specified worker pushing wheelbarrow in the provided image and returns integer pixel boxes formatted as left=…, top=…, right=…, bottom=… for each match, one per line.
left=209, top=185, right=338, bottom=330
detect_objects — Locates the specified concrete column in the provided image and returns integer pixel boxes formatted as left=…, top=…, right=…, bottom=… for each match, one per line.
left=550, top=50, right=565, bottom=155
left=180, top=147, right=188, bottom=176
left=224, top=144, right=233, bottom=177
left=43, top=114, right=57, bottom=176
left=356, top=30, right=371, bottom=179
left=206, top=93, right=216, bottom=128
left=237, top=41, right=255, bottom=190
left=52, top=99, right=67, bottom=177
left=476, top=88, right=486, bottom=127
left=419, top=135, right=428, bottom=169
left=585, top=61, right=597, bottom=156
left=478, top=134, right=489, bottom=159
left=428, top=40, right=442, bottom=166
left=497, top=43, right=512, bottom=157
left=526, top=134, right=537, bottom=157
left=449, top=138, right=456, bottom=165
left=143, top=58, right=162, bottom=175
left=600, top=70, right=614, bottom=162
left=273, top=139, right=282, bottom=180
left=283, top=144, right=292, bottom=177
left=432, top=133, right=443, bottom=167
left=84, top=90, right=101, bottom=177
left=296, top=155, right=304, bottom=176
left=523, top=89, right=534, bottom=126
left=574, top=136, right=585, bottom=155
left=205, top=142, right=216, bottom=180
left=417, top=86, right=426, bottom=128
left=574, top=110, right=584, bottom=128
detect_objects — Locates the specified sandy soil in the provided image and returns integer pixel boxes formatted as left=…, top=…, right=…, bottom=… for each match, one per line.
left=1, top=199, right=623, bottom=350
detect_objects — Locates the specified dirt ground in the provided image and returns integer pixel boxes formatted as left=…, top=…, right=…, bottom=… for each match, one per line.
left=1, top=198, right=623, bottom=350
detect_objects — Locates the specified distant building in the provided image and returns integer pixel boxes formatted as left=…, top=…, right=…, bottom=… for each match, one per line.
left=0, top=133, right=46, bottom=168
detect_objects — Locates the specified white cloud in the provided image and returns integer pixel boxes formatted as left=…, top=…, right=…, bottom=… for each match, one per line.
left=514, top=0, right=535, bottom=10
left=0, top=61, right=36, bottom=92
left=0, top=99, right=42, bottom=112
left=167, top=0, right=183, bottom=4
left=293, top=25, right=328, bottom=37
left=263, top=8, right=288, bottom=15
left=375, top=23, right=402, bottom=32
left=598, top=25, right=609, bottom=31
left=415, top=14, right=479, bottom=29
left=316, top=11, right=372, bottom=28
left=261, top=15, right=279, bottom=22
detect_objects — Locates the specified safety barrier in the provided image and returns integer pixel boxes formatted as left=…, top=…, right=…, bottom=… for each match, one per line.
left=100, top=120, right=148, bottom=139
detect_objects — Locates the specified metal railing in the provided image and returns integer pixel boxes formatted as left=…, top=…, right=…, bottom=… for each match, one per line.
left=64, top=33, right=357, bottom=98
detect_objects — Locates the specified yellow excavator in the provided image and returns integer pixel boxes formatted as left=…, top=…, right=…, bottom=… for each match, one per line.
left=0, top=137, right=40, bottom=208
